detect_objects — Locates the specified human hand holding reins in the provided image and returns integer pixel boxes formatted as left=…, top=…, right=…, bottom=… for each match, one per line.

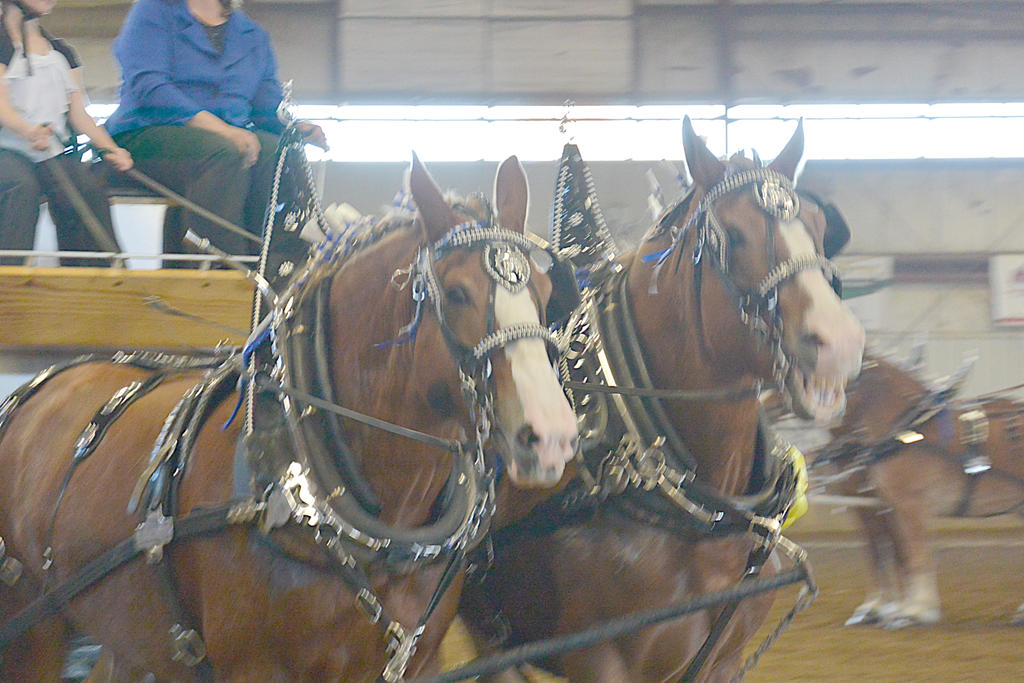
left=296, top=120, right=329, bottom=151
left=221, top=125, right=260, bottom=167
left=102, top=146, right=134, bottom=172
left=26, top=123, right=55, bottom=151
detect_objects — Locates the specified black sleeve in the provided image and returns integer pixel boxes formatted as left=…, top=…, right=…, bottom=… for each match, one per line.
left=0, top=29, right=14, bottom=67
left=43, top=32, right=80, bottom=69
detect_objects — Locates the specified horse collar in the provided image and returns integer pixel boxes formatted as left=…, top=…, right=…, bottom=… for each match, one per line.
left=566, top=270, right=800, bottom=537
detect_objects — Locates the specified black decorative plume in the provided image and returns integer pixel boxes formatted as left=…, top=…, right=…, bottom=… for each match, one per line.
left=550, top=142, right=617, bottom=268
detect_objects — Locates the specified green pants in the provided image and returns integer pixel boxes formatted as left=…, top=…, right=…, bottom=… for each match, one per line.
left=114, top=125, right=279, bottom=260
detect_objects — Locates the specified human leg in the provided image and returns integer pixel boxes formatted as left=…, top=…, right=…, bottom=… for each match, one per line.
left=37, top=154, right=122, bottom=267
left=114, top=126, right=256, bottom=259
left=244, top=130, right=281, bottom=237
left=0, top=149, right=43, bottom=265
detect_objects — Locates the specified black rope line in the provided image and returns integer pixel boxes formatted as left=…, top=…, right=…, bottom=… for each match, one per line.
left=253, top=374, right=462, bottom=454
left=562, top=379, right=762, bottom=401
left=410, top=565, right=811, bottom=683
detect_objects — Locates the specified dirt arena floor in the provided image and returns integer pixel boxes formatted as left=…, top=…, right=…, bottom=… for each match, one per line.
left=440, top=527, right=1024, bottom=682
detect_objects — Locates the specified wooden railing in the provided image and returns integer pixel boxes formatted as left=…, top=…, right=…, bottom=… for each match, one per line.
left=0, top=266, right=254, bottom=350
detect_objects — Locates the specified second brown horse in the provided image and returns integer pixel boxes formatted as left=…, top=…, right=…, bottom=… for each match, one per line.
left=460, top=120, right=865, bottom=682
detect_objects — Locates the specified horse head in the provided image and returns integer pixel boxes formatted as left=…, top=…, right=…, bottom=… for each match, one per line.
left=678, top=116, right=865, bottom=425
left=396, top=153, right=578, bottom=488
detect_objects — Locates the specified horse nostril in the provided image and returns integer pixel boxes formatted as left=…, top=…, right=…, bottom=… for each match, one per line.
left=517, top=424, right=540, bottom=448
left=797, top=332, right=823, bottom=370
left=801, top=332, right=825, bottom=349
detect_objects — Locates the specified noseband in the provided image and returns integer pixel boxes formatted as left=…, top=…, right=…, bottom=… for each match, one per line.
left=687, top=167, right=842, bottom=386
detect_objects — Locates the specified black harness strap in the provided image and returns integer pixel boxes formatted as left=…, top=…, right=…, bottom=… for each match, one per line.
left=0, top=501, right=255, bottom=649
left=677, top=541, right=774, bottom=683
left=42, top=372, right=169, bottom=581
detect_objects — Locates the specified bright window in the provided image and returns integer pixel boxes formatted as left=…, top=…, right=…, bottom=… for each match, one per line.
left=88, top=103, right=1024, bottom=162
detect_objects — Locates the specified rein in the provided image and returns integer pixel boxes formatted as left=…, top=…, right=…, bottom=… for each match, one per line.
left=252, top=373, right=462, bottom=454
left=416, top=544, right=815, bottom=683
left=562, top=379, right=762, bottom=401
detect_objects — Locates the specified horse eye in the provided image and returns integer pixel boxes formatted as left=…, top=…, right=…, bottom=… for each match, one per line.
left=726, top=229, right=746, bottom=249
left=446, top=285, right=472, bottom=306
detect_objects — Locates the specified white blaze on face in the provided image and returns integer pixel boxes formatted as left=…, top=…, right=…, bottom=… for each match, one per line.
left=493, top=286, right=577, bottom=479
left=778, top=217, right=865, bottom=423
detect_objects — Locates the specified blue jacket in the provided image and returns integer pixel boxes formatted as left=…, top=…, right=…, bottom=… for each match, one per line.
left=105, top=0, right=284, bottom=137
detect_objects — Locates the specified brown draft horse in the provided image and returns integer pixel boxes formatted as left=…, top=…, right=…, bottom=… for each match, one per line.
left=0, top=155, right=578, bottom=681
left=459, top=120, right=865, bottom=682
left=812, top=354, right=1024, bottom=629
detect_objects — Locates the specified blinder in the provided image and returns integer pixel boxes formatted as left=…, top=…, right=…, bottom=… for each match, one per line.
left=798, top=190, right=851, bottom=260
left=535, top=248, right=582, bottom=328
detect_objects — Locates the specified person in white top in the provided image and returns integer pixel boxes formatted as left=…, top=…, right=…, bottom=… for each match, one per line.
left=0, top=0, right=132, bottom=265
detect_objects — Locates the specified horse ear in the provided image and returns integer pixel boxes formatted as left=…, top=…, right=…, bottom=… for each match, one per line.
left=682, top=116, right=725, bottom=189
left=409, top=151, right=457, bottom=241
left=769, top=119, right=805, bottom=181
left=821, top=201, right=851, bottom=258
left=495, top=155, right=528, bottom=235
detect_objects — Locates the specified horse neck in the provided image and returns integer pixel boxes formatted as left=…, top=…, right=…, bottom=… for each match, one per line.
left=326, top=230, right=461, bottom=526
left=835, top=358, right=929, bottom=442
left=624, top=232, right=763, bottom=495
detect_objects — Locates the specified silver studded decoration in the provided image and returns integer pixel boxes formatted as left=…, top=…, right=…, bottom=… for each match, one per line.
left=753, top=178, right=800, bottom=221
left=484, top=243, right=530, bottom=293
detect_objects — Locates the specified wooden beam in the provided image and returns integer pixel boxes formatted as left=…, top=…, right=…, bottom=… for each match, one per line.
left=0, top=267, right=254, bottom=350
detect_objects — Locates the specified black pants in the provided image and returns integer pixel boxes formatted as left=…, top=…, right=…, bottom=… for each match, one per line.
left=113, top=126, right=279, bottom=264
left=0, top=149, right=121, bottom=266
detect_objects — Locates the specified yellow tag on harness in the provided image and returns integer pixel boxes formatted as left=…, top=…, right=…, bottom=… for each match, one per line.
left=781, top=443, right=808, bottom=530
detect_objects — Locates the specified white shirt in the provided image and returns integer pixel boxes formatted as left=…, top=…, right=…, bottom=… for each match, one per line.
left=0, top=47, right=77, bottom=162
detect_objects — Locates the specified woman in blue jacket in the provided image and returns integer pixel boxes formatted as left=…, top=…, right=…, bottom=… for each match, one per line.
left=105, top=0, right=326, bottom=263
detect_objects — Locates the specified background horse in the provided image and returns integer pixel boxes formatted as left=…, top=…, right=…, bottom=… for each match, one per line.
left=812, top=355, right=1024, bottom=629
left=0, top=155, right=577, bottom=681
left=460, top=120, right=864, bottom=682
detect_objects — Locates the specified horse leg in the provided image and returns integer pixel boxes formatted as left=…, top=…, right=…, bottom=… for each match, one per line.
left=841, top=467, right=900, bottom=626
left=849, top=504, right=907, bottom=626
left=875, top=460, right=941, bottom=628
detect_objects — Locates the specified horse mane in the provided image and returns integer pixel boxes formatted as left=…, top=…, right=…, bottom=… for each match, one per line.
left=284, top=188, right=493, bottom=297
left=639, top=149, right=766, bottom=247
left=641, top=186, right=696, bottom=244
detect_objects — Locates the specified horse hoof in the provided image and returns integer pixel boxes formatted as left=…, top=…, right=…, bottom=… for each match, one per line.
left=882, top=616, right=916, bottom=630
left=882, top=610, right=939, bottom=630
left=845, top=609, right=881, bottom=626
